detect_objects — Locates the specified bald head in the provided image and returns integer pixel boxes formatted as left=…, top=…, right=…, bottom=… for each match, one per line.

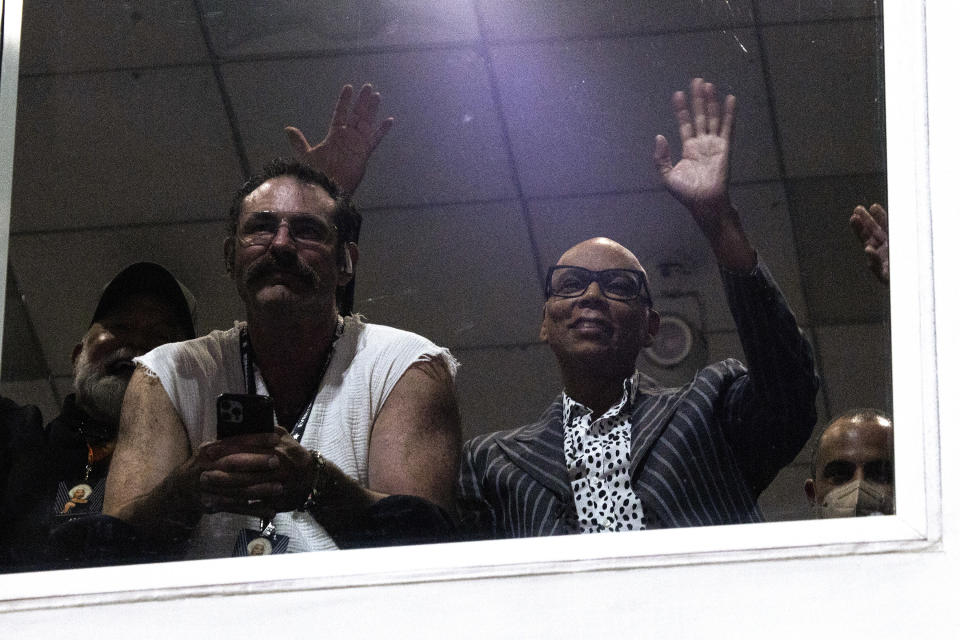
left=805, top=409, right=894, bottom=517
left=556, top=237, right=645, bottom=274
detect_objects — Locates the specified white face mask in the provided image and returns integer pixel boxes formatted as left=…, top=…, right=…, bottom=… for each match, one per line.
left=814, top=479, right=894, bottom=518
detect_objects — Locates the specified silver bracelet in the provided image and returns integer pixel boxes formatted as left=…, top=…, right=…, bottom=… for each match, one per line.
left=298, top=449, right=326, bottom=512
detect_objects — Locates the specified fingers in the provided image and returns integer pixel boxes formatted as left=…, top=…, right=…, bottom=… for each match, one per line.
left=191, top=435, right=292, bottom=517
left=672, top=90, right=694, bottom=143
left=331, top=84, right=354, bottom=129
left=869, top=203, right=888, bottom=231
left=200, top=469, right=282, bottom=493
left=690, top=78, right=706, bottom=136
left=653, top=134, right=673, bottom=177
left=283, top=126, right=310, bottom=159
left=672, top=78, right=735, bottom=141
left=863, top=245, right=889, bottom=282
left=210, top=451, right=280, bottom=473
left=851, top=203, right=889, bottom=283
left=348, top=83, right=375, bottom=129
left=850, top=205, right=883, bottom=244
left=850, top=206, right=868, bottom=239
left=370, top=117, right=394, bottom=151
left=198, top=434, right=280, bottom=477
left=849, top=207, right=872, bottom=244
left=705, top=83, right=721, bottom=135
left=720, top=94, right=736, bottom=142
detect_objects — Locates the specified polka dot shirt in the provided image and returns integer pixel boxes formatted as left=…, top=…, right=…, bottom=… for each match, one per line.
left=562, top=372, right=652, bottom=533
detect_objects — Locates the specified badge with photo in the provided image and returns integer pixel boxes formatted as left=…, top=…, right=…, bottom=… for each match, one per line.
left=232, top=528, right=290, bottom=556
left=54, top=478, right=105, bottom=517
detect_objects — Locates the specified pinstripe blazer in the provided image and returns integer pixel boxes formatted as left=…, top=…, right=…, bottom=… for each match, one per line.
left=458, top=261, right=818, bottom=539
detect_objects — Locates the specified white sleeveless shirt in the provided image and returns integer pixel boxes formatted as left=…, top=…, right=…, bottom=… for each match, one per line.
left=136, top=315, right=457, bottom=558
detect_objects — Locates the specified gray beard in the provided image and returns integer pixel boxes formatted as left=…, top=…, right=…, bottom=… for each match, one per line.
left=73, top=347, right=136, bottom=424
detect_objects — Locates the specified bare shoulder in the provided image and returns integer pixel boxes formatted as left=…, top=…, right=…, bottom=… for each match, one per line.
left=380, top=355, right=458, bottom=428
left=117, top=364, right=186, bottom=447
left=105, top=364, right=192, bottom=516
left=368, top=355, right=461, bottom=509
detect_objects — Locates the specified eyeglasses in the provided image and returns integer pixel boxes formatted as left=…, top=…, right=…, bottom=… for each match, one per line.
left=237, top=211, right=338, bottom=249
left=545, top=266, right=653, bottom=305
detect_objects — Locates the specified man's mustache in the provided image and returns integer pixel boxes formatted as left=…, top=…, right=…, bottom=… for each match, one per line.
left=242, top=254, right=320, bottom=290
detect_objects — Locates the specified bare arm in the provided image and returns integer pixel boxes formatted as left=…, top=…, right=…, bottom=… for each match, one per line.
left=657, top=79, right=817, bottom=492
left=367, top=356, right=460, bottom=511
left=107, top=357, right=459, bottom=550
left=103, top=367, right=198, bottom=542
left=104, top=366, right=279, bottom=544
left=302, top=356, right=460, bottom=542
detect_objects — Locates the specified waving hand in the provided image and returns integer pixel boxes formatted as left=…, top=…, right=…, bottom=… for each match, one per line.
left=654, top=78, right=754, bottom=271
left=850, top=203, right=889, bottom=283
left=654, top=77, right=736, bottom=216
left=284, top=83, right=394, bottom=196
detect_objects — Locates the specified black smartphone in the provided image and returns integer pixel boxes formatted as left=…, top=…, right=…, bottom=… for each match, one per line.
left=216, top=393, right=275, bottom=439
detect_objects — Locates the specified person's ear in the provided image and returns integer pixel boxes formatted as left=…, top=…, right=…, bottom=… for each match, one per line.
left=641, top=308, right=661, bottom=347
left=338, top=242, right=358, bottom=286
left=223, top=237, right=236, bottom=277
left=540, top=302, right=548, bottom=342
left=71, top=342, right=83, bottom=364
left=804, top=478, right=817, bottom=505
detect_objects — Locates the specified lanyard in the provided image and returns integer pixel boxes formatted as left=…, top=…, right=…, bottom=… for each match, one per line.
left=237, top=317, right=344, bottom=442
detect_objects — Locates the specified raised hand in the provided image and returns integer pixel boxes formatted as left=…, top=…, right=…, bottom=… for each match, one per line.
left=654, top=78, right=736, bottom=216
left=654, top=78, right=753, bottom=271
left=850, top=203, right=889, bottom=283
left=285, top=83, right=394, bottom=196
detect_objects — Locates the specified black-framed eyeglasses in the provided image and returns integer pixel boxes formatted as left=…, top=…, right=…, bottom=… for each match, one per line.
left=237, top=211, right=338, bottom=249
left=545, top=266, right=653, bottom=305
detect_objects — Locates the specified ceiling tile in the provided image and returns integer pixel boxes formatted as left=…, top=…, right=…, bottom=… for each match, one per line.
left=490, top=30, right=777, bottom=198
left=9, top=222, right=245, bottom=377
left=732, top=181, right=809, bottom=322
left=763, top=20, right=885, bottom=177
left=814, top=321, right=892, bottom=416
left=758, top=0, right=882, bottom=23
left=222, top=50, right=517, bottom=208
left=19, top=0, right=209, bottom=74
left=529, top=190, right=713, bottom=276
left=11, top=68, right=243, bottom=233
left=477, top=0, right=755, bottom=40
left=199, top=0, right=479, bottom=57
left=785, top=174, right=889, bottom=325
left=528, top=181, right=808, bottom=331
left=353, top=200, right=542, bottom=349
left=455, top=343, right=561, bottom=441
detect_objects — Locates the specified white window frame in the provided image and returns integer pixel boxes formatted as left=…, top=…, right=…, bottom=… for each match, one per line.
left=0, top=0, right=944, bottom=624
